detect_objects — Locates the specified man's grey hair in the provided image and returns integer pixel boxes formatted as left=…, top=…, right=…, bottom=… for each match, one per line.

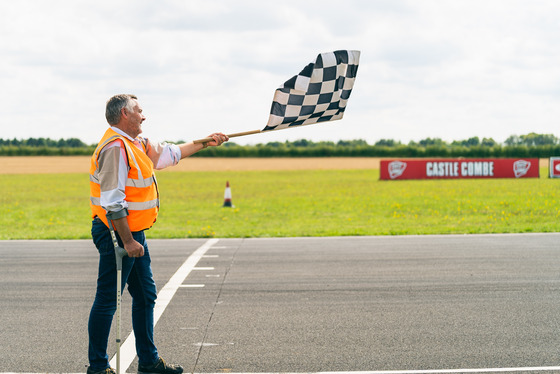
left=105, top=94, right=138, bottom=125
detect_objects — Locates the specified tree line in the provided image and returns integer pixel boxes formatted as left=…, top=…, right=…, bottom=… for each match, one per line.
left=0, top=137, right=95, bottom=156
left=1, top=133, right=560, bottom=158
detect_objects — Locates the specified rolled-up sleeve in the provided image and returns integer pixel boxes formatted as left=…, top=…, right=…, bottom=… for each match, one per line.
left=98, top=141, right=129, bottom=213
left=145, top=139, right=181, bottom=170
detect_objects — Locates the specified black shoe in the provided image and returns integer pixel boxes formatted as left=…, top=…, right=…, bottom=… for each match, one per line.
left=86, top=367, right=116, bottom=374
left=138, top=357, right=183, bottom=374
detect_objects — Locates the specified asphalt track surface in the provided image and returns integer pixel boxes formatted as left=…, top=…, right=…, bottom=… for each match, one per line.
left=1, top=234, right=560, bottom=374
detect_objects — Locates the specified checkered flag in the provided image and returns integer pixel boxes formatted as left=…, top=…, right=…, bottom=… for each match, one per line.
left=263, top=50, right=360, bottom=132
left=193, top=50, right=360, bottom=145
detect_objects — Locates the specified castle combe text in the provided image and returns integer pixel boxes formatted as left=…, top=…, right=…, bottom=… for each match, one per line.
left=426, top=161, right=494, bottom=177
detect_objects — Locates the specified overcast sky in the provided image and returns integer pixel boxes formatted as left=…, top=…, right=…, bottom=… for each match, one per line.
left=1, top=0, right=559, bottom=145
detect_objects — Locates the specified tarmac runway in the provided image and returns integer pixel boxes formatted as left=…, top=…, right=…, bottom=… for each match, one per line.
left=1, top=234, right=560, bottom=374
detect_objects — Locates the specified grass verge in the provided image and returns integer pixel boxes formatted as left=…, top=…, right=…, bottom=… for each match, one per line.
left=0, top=168, right=558, bottom=239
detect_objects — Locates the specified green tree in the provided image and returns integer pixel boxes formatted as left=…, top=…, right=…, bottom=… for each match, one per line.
left=481, top=137, right=497, bottom=147
left=375, top=139, right=400, bottom=147
left=519, top=132, right=558, bottom=146
left=504, top=135, right=521, bottom=146
left=418, top=137, right=447, bottom=147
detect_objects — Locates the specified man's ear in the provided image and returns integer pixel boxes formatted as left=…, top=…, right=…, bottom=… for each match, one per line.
left=121, top=107, right=128, bottom=119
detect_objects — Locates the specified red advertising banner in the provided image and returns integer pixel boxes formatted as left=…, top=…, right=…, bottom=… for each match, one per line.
left=380, top=158, right=539, bottom=180
left=550, top=157, right=560, bottom=178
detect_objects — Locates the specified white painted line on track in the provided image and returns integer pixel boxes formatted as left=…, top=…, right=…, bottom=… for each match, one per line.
left=195, top=368, right=560, bottom=374
left=179, top=284, right=205, bottom=288
left=193, top=266, right=215, bottom=270
left=8, top=367, right=560, bottom=374
left=313, top=367, right=560, bottom=373
left=108, top=238, right=219, bottom=372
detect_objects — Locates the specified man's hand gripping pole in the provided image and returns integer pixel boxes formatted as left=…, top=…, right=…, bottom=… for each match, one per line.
left=106, top=210, right=129, bottom=267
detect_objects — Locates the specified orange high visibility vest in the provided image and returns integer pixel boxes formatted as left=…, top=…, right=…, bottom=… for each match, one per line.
left=90, top=128, right=159, bottom=231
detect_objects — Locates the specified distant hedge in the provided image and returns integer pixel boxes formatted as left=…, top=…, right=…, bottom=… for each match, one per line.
left=2, top=134, right=560, bottom=158
left=195, top=143, right=560, bottom=158
left=0, top=145, right=96, bottom=156
left=0, top=138, right=95, bottom=156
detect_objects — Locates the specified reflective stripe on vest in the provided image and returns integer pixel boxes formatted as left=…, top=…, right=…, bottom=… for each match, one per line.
left=90, top=196, right=159, bottom=210
left=90, top=171, right=154, bottom=188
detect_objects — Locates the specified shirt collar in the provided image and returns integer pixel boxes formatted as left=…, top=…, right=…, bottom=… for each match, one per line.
left=111, top=126, right=140, bottom=143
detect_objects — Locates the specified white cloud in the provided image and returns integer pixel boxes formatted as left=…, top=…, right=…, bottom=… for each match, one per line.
left=0, top=0, right=559, bottom=145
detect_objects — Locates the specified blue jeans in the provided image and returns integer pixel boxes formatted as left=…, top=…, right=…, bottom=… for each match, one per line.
left=88, top=217, right=159, bottom=371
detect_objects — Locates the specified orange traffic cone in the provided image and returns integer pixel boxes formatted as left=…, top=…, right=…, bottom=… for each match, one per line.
left=223, top=181, right=233, bottom=207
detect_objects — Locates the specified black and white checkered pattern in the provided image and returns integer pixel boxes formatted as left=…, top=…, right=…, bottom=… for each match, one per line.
left=263, top=50, right=360, bottom=132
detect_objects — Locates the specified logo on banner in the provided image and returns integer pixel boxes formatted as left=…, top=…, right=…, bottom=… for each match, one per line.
left=549, top=157, right=560, bottom=178
left=513, top=160, right=531, bottom=178
left=388, top=161, right=407, bottom=179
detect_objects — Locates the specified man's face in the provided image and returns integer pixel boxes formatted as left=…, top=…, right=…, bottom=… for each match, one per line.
left=123, top=99, right=146, bottom=138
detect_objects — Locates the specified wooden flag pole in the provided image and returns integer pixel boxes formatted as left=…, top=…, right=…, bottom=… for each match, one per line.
left=193, top=129, right=262, bottom=144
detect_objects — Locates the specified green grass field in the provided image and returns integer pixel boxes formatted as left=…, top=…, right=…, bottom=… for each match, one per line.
left=0, top=168, right=558, bottom=239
